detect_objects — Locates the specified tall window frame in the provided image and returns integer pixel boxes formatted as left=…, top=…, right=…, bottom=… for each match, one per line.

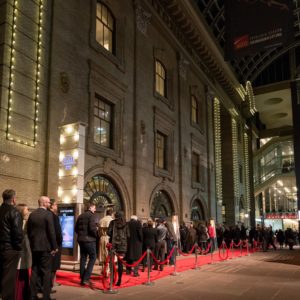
left=93, top=95, right=114, bottom=149
left=155, top=60, right=167, bottom=98
left=155, top=131, right=167, bottom=170
left=96, top=1, right=115, bottom=54
left=192, top=152, right=200, bottom=183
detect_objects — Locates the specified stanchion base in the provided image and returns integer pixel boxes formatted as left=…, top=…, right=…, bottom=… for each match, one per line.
left=171, top=272, right=180, bottom=276
left=143, top=281, right=155, bottom=286
left=103, top=289, right=118, bottom=294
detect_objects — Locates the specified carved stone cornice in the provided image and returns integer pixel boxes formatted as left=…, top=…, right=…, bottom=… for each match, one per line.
left=146, top=0, right=243, bottom=106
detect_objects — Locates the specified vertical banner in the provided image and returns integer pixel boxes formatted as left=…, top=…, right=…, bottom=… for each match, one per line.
left=225, top=0, right=294, bottom=60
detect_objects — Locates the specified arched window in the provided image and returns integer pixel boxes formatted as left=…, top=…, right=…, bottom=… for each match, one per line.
left=96, top=2, right=115, bottom=53
left=155, top=60, right=167, bottom=97
left=84, top=175, right=122, bottom=212
left=191, top=199, right=205, bottom=221
left=150, top=190, right=174, bottom=219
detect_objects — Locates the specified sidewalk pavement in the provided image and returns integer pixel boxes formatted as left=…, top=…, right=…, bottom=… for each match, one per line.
left=53, top=246, right=300, bottom=299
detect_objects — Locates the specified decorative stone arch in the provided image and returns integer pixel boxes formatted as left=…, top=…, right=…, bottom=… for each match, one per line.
left=84, top=164, right=131, bottom=218
left=190, top=195, right=207, bottom=222
left=149, top=183, right=179, bottom=219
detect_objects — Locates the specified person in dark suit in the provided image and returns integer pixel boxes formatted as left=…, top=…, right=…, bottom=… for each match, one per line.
left=27, top=196, right=58, bottom=300
left=126, top=215, right=143, bottom=276
left=0, top=189, right=23, bottom=300
left=75, top=201, right=98, bottom=286
left=49, top=199, right=63, bottom=291
left=142, top=218, right=157, bottom=272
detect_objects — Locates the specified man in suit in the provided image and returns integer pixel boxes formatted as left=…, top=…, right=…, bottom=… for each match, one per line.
left=0, top=189, right=23, bottom=300
left=27, top=196, right=58, bottom=300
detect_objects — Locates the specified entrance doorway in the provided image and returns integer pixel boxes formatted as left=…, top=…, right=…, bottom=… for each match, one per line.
left=150, top=190, right=174, bottom=220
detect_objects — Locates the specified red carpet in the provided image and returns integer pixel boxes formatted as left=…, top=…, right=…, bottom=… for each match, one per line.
left=56, top=249, right=249, bottom=290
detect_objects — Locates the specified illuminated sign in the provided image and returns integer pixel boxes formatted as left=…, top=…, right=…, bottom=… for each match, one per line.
left=62, top=154, right=75, bottom=170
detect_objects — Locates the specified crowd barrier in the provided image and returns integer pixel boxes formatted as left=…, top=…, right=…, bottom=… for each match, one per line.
left=101, top=239, right=253, bottom=294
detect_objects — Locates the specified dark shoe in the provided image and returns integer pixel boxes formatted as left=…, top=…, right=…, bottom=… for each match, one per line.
left=133, top=273, right=140, bottom=277
left=159, top=266, right=163, bottom=271
left=116, top=280, right=121, bottom=286
left=126, top=270, right=131, bottom=275
left=153, top=266, right=158, bottom=270
left=81, top=280, right=95, bottom=289
left=142, top=266, right=145, bottom=272
left=51, top=289, right=57, bottom=294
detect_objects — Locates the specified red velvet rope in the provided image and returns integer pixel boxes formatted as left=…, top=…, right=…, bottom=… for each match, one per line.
left=198, top=242, right=212, bottom=255
left=218, top=242, right=229, bottom=260
left=150, top=246, right=175, bottom=265
left=115, top=251, right=147, bottom=267
left=102, top=254, right=117, bottom=290
left=177, top=244, right=196, bottom=256
left=232, top=240, right=242, bottom=247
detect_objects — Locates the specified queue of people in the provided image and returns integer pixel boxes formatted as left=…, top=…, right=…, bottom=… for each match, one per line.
left=0, top=190, right=62, bottom=300
left=75, top=202, right=178, bottom=287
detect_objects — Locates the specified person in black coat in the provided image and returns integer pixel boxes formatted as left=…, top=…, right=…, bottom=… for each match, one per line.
left=142, top=218, right=157, bottom=271
left=107, top=211, right=130, bottom=286
left=0, top=189, right=23, bottom=300
left=27, top=196, right=58, bottom=300
left=75, top=202, right=98, bottom=286
left=49, top=199, right=63, bottom=290
left=126, top=215, right=143, bottom=276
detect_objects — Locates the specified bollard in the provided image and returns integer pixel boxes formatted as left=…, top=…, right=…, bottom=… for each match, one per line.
left=239, top=240, right=242, bottom=257
left=103, top=249, right=118, bottom=294
left=171, top=245, right=179, bottom=276
left=143, top=248, right=154, bottom=286
left=230, top=240, right=234, bottom=259
left=246, top=240, right=249, bottom=256
left=194, top=243, right=200, bottom=270
left=221, top=241, right=226, bottom=262
left=209, top=244, right=214, bottom=265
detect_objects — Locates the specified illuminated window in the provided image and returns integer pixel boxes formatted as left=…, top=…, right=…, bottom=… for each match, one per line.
left=94, top=95, right=113, bottom=148
left=191, top=95, right=199, bottom=124
left=155, top=132, right=167, bottom=169
left=96, top=2, right=115, bottom=53
left=155, top=60, right=167, bottom=97
left=192, top=152, right=200, bottom=183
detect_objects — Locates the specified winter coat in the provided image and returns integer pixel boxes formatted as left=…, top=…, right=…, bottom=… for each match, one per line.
left=108, top=218, right=130, bottom=254
left=126, top=219, right=143, bottom=261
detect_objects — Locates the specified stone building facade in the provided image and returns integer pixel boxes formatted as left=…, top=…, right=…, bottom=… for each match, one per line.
left=0, top=0, right=255, bottom=226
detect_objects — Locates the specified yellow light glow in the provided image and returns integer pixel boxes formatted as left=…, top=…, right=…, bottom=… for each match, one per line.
left=63, top=196, right=71, bottom=203
left=58, top=169, right=64, bottom=178
left=59, top=152, right=65, bottom=162
left=73, top=150, right=79, bottom=159
left=60, top=135, right=65, bottom=144
left=65, top=126, right=74, bottom=134
left=72, top=187, right=78, bottom=196
left=73, top=132, right=79, bottom=141
left=72, top=168, right=78, bottom=176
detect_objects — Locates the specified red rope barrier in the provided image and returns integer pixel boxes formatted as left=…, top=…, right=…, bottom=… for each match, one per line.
left=198, top=242, right=212, bottom=255
left=115, top=251, right=147, bottom=267
left=218, top=242, right=229, bottom=260
left=177, top=244, right=196, bottom=256
left=232, top=240, right=242, bottom=247
left=150, top=246, right=175, bottom=265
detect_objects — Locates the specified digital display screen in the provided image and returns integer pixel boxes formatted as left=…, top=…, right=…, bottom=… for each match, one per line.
left=59, top=207, right=75, bottom=249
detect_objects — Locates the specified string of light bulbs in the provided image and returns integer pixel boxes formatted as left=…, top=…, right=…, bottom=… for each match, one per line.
left=6, top=0, right=44, bottom=147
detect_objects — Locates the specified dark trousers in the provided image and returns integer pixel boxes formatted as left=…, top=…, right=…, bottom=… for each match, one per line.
left=0, top=249, right=20, bottom=300
left=30, top=251, right=52, bottom=300
left=167, top=239, right=175, bottom=264
left=16, top=269, right=30, bottom=300
left=79, top=241, right=96, bottom=283
left=154, top=241, right=166, bottom=270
